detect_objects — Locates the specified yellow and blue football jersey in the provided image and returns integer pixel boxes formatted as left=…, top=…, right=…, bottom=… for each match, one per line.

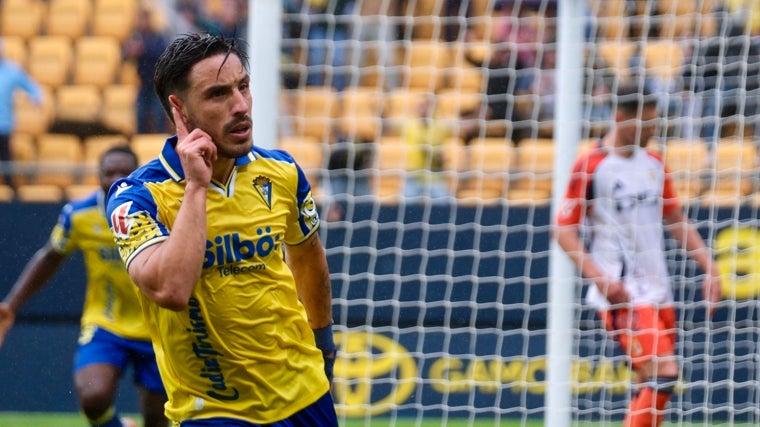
left=50, top=191, right=149, bottom=341
left=106, top=137, right=329, bottom=424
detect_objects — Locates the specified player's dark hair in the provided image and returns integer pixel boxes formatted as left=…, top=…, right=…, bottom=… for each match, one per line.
left=153, top=33, right=250, bottom=123
left=615, top=80, right=658, bottom=115
left=100, top=144, right=137, bottom=169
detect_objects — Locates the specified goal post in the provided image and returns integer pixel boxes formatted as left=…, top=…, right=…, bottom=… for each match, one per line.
left=545, top=1, right=586, bottom=426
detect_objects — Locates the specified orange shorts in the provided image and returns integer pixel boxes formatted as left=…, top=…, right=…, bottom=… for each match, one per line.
left=598, top=305, right=676, bottom=369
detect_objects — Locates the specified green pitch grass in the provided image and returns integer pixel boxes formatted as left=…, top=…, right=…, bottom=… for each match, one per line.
left=0, top=413, right=751, bottom=427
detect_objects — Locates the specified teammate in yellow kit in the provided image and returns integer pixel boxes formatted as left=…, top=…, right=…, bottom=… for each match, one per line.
left=0, top=145, right=167, bottom=427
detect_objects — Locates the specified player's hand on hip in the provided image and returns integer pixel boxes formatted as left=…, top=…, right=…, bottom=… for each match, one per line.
left=0, top=302, right=16, bottom=348
left=173, top=106, right=216, bottom=187
left=596, top=277, right=629, bottom=306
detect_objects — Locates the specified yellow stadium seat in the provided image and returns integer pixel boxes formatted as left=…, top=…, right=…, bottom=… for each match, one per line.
left=337, top=87, right=383, bottom=142
left=28, top=36, right=74, bottom=88
left=54, top=85, right=103, bottom=123
left=92, top=0, right=139, bottom=41
left=643, top=40, right=684, bottom=83
left=46, top=0, right=92, bottom=39
left=661, top=139, right=708, bottom=203
left=16, top=184, right=65, bottom=203
left=73, top=36, right=123, bottom=88
left=0, top=185, right=15, bottom=202
left=374, top=139, right=407, bottom=202
left=510, top=138, right=554, bottom=204
left=2, top=36, right=27, bottom=68
left=131, top=133, right=168, bottom=165
left=13, top=87, right=55, bottom=137
left=596, top=40, right=638, bottom=81
left=400, top=41, right=452, bottom=91
left=102, top=85, right=139, bottom=136
left=456, top=137, right=514, bottom=202
left=701, top=139, right=759, bottom=205
left=1, top=0, right=45, bottom=39
left=9, top=133, right=37, bottom=186
left=291, top=87, right=338, bottom=141
left=35, top=133, right=83, bottom=187
left=382, top=89, right=428, bottom=136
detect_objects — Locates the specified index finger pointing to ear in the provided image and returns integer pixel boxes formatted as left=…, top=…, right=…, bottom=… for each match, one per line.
left=172, top=106, right=189, bottom=140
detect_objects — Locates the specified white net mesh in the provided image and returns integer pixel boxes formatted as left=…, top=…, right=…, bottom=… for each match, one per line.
left=277, top=0, right=760, bottom=424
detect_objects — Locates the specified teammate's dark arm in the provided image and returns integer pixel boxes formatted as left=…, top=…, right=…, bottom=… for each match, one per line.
left=0, top=243, right=66, bottom=347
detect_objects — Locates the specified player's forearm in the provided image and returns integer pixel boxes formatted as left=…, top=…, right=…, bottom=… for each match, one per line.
left=4, top=247, right=65, bottom=313
left=289, top=235, right=333, bottom=329
left=554, top=226, right=606, bottom=281
left=131, top=183, right=208, bottom=310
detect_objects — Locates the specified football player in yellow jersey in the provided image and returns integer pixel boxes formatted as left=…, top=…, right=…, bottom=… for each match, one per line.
left=0, top=146, right=168, bottom=427
left=106, top=34, right=338, bottom=426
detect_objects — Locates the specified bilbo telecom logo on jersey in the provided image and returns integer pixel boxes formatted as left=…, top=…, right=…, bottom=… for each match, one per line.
left=333, top=331, right=417, bottom=416
left=253, top=175, right=272, bottom=210
left=202, top=230, right=281, bottom=268
left=714, top=225, right=760, bottom=299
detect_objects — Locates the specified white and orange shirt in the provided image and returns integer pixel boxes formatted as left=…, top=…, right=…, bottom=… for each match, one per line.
left=556, top=145, right=682, bottom=310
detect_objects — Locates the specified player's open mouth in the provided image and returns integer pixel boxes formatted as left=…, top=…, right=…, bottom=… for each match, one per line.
left=228, top=122, right=252, bottom=138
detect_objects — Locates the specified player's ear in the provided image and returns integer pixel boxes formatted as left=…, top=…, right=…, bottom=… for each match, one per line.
left=168, top=95, right=186, bottom=124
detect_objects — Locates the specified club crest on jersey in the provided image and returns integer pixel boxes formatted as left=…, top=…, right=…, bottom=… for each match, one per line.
left=253, top=175, right=272, bottom=210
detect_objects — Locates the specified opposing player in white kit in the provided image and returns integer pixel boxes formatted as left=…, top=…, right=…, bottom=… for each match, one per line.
left=554, top=81, right=722, bottom=427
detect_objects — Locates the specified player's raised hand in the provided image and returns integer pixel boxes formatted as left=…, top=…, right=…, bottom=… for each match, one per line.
left=0, top=302, right=16, bottom=348
left=172, top=106, right=216, bottom=187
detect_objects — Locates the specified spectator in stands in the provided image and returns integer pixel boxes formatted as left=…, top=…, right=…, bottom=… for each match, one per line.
left=350, top=0, right=401, bottom=90
left=554, top=82, right=722, bottom=427
left=305, top=0, right=356, bottom=91
left=682, top=16, right=760, bottom=145
left=464, top=0, right=540, bottom=145
left=0, top=38, right=43, bottom=189
left=400, top=95, right=453, bottom=199
left=172, top=0, right=205, bottom=36
left=0, top=146, right=168, bottom=427
left=522, top=43, right=557, bottom=137
left=205, top=0, right=248, bottom=40
left=123, top=8, right=170, bottom=134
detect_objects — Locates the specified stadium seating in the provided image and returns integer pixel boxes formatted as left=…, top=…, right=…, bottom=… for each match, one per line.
left=2, top=36, right=28, bottom=68
left=373, top=137, right=407, bottom=202
left=456, top=137, right=513, bottom=202
left=131, top=133, right=168, bottom=166
left=15, top=184, right=65, bottom=202
left=278, top=136, right=326, bottom=197
left=73, top=36, right=122, bottom=88
left=92, top=0, right=138, bottom=41
left=661, top=139, right=709, bottom=203
left=27, top=36, right=74, bottom=88
left=337, top=87, right=384, bottom=142
left=54, top=84, right=103, bottom=123
left=46, top=0, right=92, bottom=39
left=0, top=0, right=45, bottom=40
left=291, top=87, right=338, bottom=141
left=0, top=185, right=15, bottom=202
left=35, top=133, right=83, bottom=187
left=102, top=85, right=139, bottom=136
left=13, top=87, right=55, bottom=137
left=8, top=133, right=37, bottom=186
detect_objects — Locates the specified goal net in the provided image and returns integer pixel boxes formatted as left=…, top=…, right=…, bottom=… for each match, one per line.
left=277, top=0, right=760, bottom=424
